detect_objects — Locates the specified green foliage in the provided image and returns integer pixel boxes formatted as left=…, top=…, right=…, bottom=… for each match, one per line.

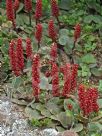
left=30, top=118, right=52, bottom=127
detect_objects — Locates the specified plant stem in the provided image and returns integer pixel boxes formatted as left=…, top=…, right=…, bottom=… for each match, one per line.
left=29, top=12, right=32, bottom=26
left=38, top=42, right=40, bottom=49
left=70, top=41, right=76, bottom=64
left=56, top=16, right=60, bottom=27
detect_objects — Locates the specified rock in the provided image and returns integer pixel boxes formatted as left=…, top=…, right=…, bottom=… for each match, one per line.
left=43, top=129, right=58, bottom=136
left=57, top=130, right=79, bottom=136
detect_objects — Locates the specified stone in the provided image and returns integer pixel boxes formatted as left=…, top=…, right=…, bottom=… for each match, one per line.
left=56, top=130, right=79, bottom=136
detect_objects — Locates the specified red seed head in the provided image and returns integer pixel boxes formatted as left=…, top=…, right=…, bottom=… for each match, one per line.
left=6, top=0, right=16, bottom=27
left=71, top=64, right=78, bottom=91
left=51, top=62, right=60, bottom=97
left=24, top=0, right=32, bottom=12
left=32, top=54, right=40, bottom=100
left=16, top=38, right=24, bottom=71
left=48, top=20, right=57, bottom=41
left=9, top=40, right=20, bottom=76
left=62, top=64, right=71, bottom=97
left=13, top=0, right=20, bottom=12
left=50, top=42, right=58, bottom=62
left=78, top=85, right=99, bottom=116
left=35, top=23, right=43, bottom=43
left=50, top=0, right=59, bottom=17
left=35, top=0, right=42, bottom=20
left=26, top=38, right=32, bottom=59
left=74, top=23, right=81, bottom=43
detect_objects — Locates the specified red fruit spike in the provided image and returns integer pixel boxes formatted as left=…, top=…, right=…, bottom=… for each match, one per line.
left=50, top=0, right=59, bottom=17
left=13, top=0, right=20, bottom=12
left=71, top=64, right=78, bottom=91
left=24, top=0, right=32, bottom=12
left=50, top=42, right=58, bottom=62
left=32, top=54, right=40, bottom=100
left=6, top=0, right=16, bottom=28
left=62, top=64, right=71, bottom=97
left=35, top=0, right=42, bottom=21
left=16, top=38, right=24, bottom=71
left=26, top=38, right=32, bottom=59
left=48, top=20, right=57, bottom=42
left=9, top=40, right=20, bottom=76
left=35, top=23, right=43, bottom=43
left=74, top=23, right=81, bottom=43
left=51, top=62, right=60, bottom=97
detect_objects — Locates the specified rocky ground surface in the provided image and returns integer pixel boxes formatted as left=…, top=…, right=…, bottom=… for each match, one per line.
left=0, top=96, right=59, bottom=136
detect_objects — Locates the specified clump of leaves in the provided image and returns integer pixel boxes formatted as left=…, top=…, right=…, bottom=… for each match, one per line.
left=30, top=118, right=52, bottom=128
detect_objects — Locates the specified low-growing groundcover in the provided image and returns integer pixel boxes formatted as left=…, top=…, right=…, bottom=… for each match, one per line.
left=0, top=0, right=102, bottom=136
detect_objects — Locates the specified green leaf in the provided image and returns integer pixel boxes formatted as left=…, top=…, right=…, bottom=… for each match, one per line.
left=46, top=101, right=62, bottom=115
left=81, top=54, right=96, bottom=64
left=56, top=126, right=65, bottom=132
left=40, top=76, right=51, bottom=90
left=57, top=112, right=73, bottom=128
left=73, top=123, right=83, bottom=132
left=26, top=59, right=32, bottom=68
left=36, top=103, right=45, bottom=111
left=25, top=107, right=43, bottom=120
left=59, top=29, right=69, bottom=36
left=59, top=0, right=73, bottom=10
left=1, top=44, right=8, bottom=54
left=59, top=35, right=68, bottom=45
left=41, top=109, right=52, bottom=117
left=91, top=68, right=102, bottom=77
left=12, top=76, right=23, bottom=88
left=84, top=15, right=93, bottom=23
left=0, top=37, right=3, bottom=46
left=98, top=99, right=102, bottom=109
left=92, top=15, right=102, bottom=24
left=98, top=80, right=102, bottom=92
left=11, top=98, right=28, bottom=106
left=64, top=99, right=74, bottom=111
left=64, top=99, right=78, bottom=113
left=17, top=3, right=24, bottom=13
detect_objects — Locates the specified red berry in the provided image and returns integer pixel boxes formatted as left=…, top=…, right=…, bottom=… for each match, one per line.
left=67, top=104, right=73, bottom=111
